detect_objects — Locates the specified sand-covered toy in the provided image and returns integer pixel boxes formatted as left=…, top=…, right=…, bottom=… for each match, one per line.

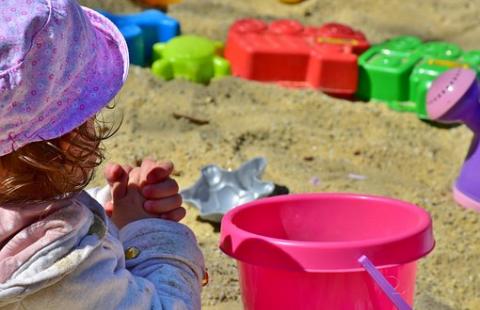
left=181, top=157, right=274, bottom=222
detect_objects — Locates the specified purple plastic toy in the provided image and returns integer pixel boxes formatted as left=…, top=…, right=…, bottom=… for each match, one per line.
left=427, top=68, right=480, bottom=211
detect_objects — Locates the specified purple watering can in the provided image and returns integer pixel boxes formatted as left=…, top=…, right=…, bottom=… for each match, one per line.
left=427, top=68, right=480, bottom=212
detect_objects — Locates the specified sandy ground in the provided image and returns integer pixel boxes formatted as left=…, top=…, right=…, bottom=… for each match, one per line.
left=79, top=0, right=480, bottom=309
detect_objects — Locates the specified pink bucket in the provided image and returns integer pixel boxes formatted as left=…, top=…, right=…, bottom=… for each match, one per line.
left=220, top=193, right=435, bottom=310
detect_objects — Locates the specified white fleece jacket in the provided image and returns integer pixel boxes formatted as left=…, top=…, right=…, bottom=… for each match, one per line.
left=0, top=186, right=205, bottom=310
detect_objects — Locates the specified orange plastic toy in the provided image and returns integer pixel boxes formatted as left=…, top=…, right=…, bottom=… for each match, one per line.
left=279, top=0, right=304, bottom=3
left=131, top=0, right=182, bottom=10
left=224, top=19, right=370, bottom=97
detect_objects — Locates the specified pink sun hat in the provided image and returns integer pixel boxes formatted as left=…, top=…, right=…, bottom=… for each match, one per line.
left=0, top=0, right=129, bottom=156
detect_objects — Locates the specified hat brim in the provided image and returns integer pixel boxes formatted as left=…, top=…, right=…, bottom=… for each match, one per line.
left=32, top=7, right=130, bottom=145
left=82, top=7, right=130, bottom=83
left=0, top=6, right=129, bottom=156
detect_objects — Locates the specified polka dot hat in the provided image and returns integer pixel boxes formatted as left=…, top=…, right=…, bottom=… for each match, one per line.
left=0, top=0, right=129, bottom=156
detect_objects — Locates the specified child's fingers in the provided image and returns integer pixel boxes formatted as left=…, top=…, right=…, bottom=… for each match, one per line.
left=142, top=160, right=174, bottom=184
left=159, top=207, right=186, bottom=222
left=142, top=178, right=179, bottom=198
left=123, top=165, right=133, bottom=174
left=104, top=163, right=125, bottom=187
left=110, top=166, right=130, bottom=203
left=127, top=166, right=142, bottom=186
left=143, top=194, right=182, bottom=214
left=139, top=158, right=158, bottom=185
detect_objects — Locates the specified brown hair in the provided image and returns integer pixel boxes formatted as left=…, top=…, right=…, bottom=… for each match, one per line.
left=0, top=115, right=118, bottom=204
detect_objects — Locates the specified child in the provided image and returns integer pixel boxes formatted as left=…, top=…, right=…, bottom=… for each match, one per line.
left=0, top=0, right=204, bottom=309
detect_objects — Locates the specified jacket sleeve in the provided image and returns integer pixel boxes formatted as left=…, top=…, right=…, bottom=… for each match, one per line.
left=81, top=186, right=205, bottom=309
left=119, top=219, right=205, bottom=309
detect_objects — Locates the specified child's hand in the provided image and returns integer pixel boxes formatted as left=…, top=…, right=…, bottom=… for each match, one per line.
left=104, top=159, right=185, bottom=225
left=105, top=163, right=154, bottom=229
left=103, top=164, right=132, bottom=216
left=139, top=159, right=185, bottom=222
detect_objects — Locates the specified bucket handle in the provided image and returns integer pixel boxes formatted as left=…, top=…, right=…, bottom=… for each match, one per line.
left=358, top=255, right=413, bottom=310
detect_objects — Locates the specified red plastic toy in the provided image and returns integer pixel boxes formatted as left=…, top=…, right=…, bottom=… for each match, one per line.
left=224, top=19, right=370, bottom=97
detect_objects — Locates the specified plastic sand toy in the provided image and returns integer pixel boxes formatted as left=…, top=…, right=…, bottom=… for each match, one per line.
left=427, top=68, right=480, bottom=212
left=357, top=36, right=425, bottom=102
left=100, top=10, right=180, bottom=66
left=358, top=36, right=480, bottom=119
left=278, top=0, right=304, bottom=3
left=152, top=35, right=231, bottom=84
left=225, top=19, right=369, bottom=97
left=220, top=193, right=434, bottom=309
left=131, top=0, right=182, bottom=10
left=181, top=157, right=274, bottom=222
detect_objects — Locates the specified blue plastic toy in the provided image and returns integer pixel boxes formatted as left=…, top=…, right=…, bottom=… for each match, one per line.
left=100, top=10, right=180, bottom=66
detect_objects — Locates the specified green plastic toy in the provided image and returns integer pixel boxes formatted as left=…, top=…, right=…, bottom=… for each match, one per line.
left=151, top=35, right=231, bottom=84
left=358, top=36, right=480, bottom=119
left=357, top=36, right=423, bottom=102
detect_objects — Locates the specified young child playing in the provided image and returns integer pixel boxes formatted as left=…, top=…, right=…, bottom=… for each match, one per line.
left=0, top=0, right=204, bottom=309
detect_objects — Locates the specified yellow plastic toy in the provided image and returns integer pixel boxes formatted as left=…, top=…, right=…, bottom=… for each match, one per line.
left=131, top=0, right=182, bottom=10
left=278, top=0, right=304, bottom=3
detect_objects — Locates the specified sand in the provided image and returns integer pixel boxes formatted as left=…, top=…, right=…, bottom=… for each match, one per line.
left=79, top=0, right=480, bottom=309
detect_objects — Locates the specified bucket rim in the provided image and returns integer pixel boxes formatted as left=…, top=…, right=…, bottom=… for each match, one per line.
left=219, top=192, right=435, bottom=272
